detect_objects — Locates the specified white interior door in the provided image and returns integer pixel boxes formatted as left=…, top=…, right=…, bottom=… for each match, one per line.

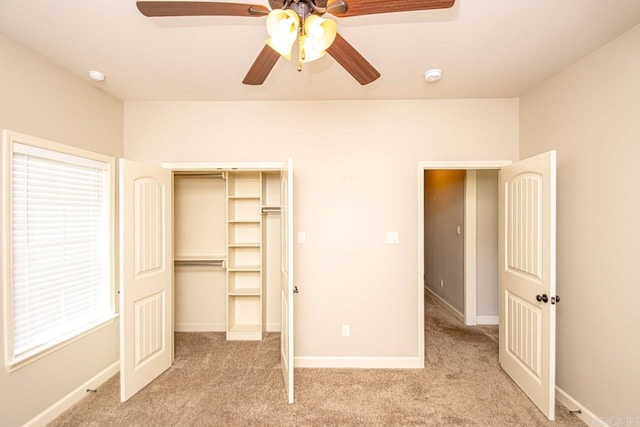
left=280, top=158, right=294, bottom=404
left=499, top=151, right=556, bottom=419
left=119, top=159, right=173, bottom=402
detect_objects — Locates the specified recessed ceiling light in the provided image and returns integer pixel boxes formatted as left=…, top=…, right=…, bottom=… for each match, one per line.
left=424, top=69, right=442, bottom=83
left=88, top=70, right=106, bottom=82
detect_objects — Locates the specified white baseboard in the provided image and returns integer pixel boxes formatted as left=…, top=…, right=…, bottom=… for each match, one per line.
left=476, top=315, right=499, bottom=325
left=265, top=323, right=281, bottom=332
left=175, top=324, right=281, bottom=333
left=556, top=386, right=609, bottom=427
left=24, top=361, right=119, bottom=427
left=295, top=356, right=422, bottom=369
left=425, top=287, right=464, bottom=324
left=175, top=323, right=225, bottom=332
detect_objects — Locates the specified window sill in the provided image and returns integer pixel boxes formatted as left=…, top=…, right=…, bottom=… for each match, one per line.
left=5, top=313, right=119, bottom=373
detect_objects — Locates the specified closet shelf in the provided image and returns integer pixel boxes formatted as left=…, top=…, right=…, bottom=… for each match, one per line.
left=228, top=219, right=260, bottom=224
left=228, top=266, right=260, bottom=272
left=228, top=287, right=261, bottom=296
left=228, top=243, right=260, bottom=248
left=228, top=195, right=260, bottom=200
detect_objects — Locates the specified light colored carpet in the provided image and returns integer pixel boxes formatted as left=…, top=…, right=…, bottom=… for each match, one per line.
left=48, top=295, right=584, bottom=426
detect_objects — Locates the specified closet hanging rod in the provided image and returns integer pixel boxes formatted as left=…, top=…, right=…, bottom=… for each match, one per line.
left=174, top=172, right=226, bottom=179
left=174, top=259, right=226, bottom=267
left=261, top=206, right=281, bottom=214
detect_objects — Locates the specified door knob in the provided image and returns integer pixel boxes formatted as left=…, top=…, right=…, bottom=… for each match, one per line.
left=551, top=295, right=560, bottom=304
left=536, top=294, right=548, bottom=303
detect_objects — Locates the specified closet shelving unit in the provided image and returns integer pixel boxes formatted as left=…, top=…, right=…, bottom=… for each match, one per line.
left=226, top=172, right=263, bottom=340
left=171, top=166, right=282, bottom=340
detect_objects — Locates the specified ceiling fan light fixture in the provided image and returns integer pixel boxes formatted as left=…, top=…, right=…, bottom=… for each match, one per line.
left=266, top=37, right=295, bottom=61
left=265, top=8, right=300, bottom=61
left=298, top=34, right=326, bottom=64
left=135, top=0, right=457, bottom=86
left=304, top=14, right=337, bottom=52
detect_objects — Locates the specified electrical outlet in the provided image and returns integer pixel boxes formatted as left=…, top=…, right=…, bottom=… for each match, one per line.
left=440, top=279, right=444, bottom=288
left=342, top=324, right=350, bottom=337
left=386, top=231, right=399, bottom=244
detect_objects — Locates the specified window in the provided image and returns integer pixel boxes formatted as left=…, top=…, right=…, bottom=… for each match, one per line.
left=2, top=131, right=115, bottom=367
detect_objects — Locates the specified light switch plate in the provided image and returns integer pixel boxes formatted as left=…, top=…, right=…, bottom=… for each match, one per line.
left=386, top=232, right=399, bottom=244
left=298, top=231, right=306, bottom=244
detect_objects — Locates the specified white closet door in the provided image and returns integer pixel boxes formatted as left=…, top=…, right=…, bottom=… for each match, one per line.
left=280, top=158, right=294, bottom=404
left=499, top=151, right=556, bottom=419
left=119, top=159, right=173, bottom=402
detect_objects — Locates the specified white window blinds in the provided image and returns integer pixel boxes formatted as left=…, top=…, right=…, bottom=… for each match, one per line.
left=11, top=142, right=112, bottom=360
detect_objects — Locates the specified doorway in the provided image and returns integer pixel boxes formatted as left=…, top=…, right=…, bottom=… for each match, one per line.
left=417, top=161, right=509, bottom=364
left=417, top=155, right=558, bottom=419
left=423, top=170, right=466, bottom=323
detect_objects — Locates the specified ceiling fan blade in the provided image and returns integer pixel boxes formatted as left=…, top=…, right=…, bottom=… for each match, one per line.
left=331, top=0, right=454, bottom=17
left=326, top=33, right=380, bottom=85
left=136, top=1, right=269, bottom=17
left=243, top=45, right=281, bottom=85
left=268, top=0, right=285, bottom=9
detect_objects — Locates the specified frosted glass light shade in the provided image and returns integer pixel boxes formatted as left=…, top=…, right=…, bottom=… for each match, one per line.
left=299, top=35, right=326, bottom=63
left=265, top=9, right=300, bottom=61
left=304, top=15, right=337, bottom=52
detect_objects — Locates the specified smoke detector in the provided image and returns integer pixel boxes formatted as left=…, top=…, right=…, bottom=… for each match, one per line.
left=88, top=70, right=106, bottom=82
left=424, top=69, right=442, bottom=83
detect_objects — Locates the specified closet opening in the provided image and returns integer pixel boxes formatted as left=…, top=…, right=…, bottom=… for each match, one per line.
left=172, top=169, right=284, bottom=339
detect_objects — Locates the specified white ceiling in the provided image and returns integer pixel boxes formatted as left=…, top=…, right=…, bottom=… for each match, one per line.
left=1, top=0, right=639, bottom=102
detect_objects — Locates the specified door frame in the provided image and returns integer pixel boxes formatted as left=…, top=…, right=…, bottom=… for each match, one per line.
left=162, top=160, right=287, bottom=331
left=417, top=161, right=511, bottom=364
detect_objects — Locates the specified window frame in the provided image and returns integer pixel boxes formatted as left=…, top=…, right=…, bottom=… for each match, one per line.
left=2, top=130, right=117, bottom=371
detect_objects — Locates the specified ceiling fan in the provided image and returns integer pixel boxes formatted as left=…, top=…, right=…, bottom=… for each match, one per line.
left=136, top=0, right=455, bottom=86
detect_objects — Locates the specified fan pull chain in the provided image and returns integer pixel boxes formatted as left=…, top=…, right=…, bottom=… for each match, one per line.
left=298, top=13, right=305, bottom=72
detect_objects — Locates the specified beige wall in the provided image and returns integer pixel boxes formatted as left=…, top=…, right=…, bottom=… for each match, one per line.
left=476, top=169, right=499, bottom=317
left=0, top=34, right=123, bottom=426
left=124, top=99, right=518, bottom=360
left=520, top=25, right=640, bottom=418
